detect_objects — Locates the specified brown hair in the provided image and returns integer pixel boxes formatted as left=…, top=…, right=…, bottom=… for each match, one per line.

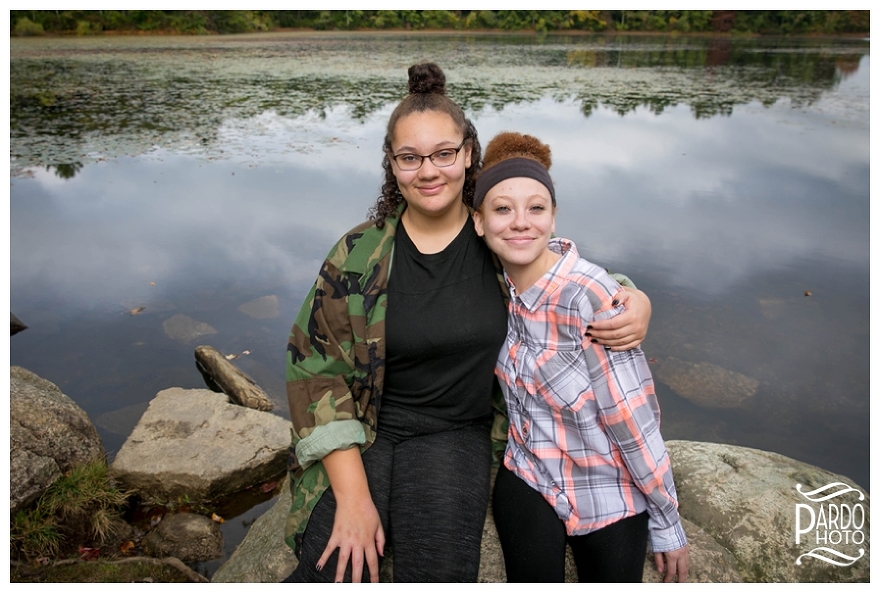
left=368, top=63, right=482, bottom=226
left=482, top=132, right=552, bottom=171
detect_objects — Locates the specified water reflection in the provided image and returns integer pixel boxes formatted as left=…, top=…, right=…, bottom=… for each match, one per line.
left=8, top=34, right=870, bottom=536
left=10, top=33, right=869, bottom=171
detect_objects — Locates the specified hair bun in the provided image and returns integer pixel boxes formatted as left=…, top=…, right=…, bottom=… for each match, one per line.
left=408, top=62, right=446, bottom=95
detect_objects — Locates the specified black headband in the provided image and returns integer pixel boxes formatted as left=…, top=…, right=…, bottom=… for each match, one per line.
left=473, top=158, right=555, bottom=210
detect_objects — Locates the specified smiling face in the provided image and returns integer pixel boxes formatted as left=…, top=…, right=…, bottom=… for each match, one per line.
left=389, top=110, right=472, bottom=221
left=473, top=176, right=559, bottom=291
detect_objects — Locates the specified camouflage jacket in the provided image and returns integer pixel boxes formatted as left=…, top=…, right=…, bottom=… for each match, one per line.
left=283, top=203, right=636, bottom=556
left=283, top=203, right=511, bottom=556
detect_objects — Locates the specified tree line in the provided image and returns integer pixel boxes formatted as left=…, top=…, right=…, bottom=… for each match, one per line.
left=11, top=10, right=870, bottom=37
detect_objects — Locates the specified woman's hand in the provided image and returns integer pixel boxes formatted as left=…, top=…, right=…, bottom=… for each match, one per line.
left=319, top=447, right=385, bottom=582
left=587, top=286, right=651, bottom=351
left=318, top=495, right=385, bottom=583
left=654, top=544, right=690, bottom=583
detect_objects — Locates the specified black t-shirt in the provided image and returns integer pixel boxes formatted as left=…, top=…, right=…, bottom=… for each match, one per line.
left=382, top=218, right=508, bottom=422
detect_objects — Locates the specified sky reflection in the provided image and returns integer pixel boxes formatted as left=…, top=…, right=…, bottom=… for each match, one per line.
left=13, top=90, right=866, bottom=310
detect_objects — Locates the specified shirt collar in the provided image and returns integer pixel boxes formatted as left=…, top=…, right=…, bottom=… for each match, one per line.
left=506, top=237, right=579, bottom=312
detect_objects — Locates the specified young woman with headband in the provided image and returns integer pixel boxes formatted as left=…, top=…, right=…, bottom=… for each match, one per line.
left=473, top=132, right=689, bottom=583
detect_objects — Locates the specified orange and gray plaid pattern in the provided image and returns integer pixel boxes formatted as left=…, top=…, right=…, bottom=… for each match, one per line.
left=497, top=237, right=687, bottom=553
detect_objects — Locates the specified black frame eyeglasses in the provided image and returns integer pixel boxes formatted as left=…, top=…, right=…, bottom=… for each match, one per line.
left=390, top=139, right=468, bottom=171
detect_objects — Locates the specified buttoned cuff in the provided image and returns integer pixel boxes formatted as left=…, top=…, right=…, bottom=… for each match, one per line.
left=648, top=521, right=688, bottom=553
left=295, top=419, right=367, bottom=465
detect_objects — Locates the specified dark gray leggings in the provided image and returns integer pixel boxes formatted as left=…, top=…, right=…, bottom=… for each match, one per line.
left=492, top=463, right=649, bottom=582
left=285, top=406, right=493, bottom=583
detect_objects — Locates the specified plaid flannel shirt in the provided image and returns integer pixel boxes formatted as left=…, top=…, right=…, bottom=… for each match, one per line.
left=497, top=237, right=687, bottom=553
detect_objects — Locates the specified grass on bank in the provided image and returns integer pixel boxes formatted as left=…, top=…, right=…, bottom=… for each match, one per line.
left=11, top=460, right=130, bottom=560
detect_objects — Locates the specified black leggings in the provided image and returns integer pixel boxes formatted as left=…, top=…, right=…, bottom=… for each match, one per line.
left=285, top=405, right=493, bottom=583
left=492, top=463, right=649, bottom=583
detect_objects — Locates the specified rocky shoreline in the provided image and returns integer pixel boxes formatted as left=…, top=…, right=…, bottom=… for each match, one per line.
left=10, top=361, right=870, bottom=582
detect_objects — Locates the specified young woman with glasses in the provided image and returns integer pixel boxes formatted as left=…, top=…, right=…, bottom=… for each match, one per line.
left=282, top=62, right=653, bottom=583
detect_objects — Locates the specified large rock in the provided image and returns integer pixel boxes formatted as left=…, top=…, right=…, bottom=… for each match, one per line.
left=668, top=440, right=869, bottom=582
left=653, top=357, right=759, bottom=409
left=10, top=366, right=105, bottom=513
left=211, top=480, right=298, bottom=583
left=215, top=442, right=865, bottom=583
left=143, top=512, right=223, bottom=563
left=195, top=345, right=273, bottom=411
left=109, top=388, right=290, bottom=502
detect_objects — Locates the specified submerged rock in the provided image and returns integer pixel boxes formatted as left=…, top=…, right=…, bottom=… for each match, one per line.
left=10, top=366, right=105, bottom=513
left=162, top=314, right=217, bottom=343
left=238, top=295, right=279, bottom=320
left=653, top=357, right=759, bottom=409
left=94, top=401, right=150, bottom=437
left=109, top=388, right=289, bottom=502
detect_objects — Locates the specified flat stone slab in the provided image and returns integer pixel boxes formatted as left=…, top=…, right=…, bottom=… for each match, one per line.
left=110, top=388, right=290, bottom=502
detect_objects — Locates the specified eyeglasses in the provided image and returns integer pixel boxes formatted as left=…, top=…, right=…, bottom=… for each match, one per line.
left=390, top=139, right=468, bottom=171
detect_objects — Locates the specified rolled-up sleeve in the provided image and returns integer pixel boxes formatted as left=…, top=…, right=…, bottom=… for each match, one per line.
left=286, top=256, right=366, bottom=471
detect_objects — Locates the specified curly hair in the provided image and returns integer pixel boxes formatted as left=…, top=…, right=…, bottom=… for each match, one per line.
left=482, top=132, right=552, bottom=171
left=368, top=63, right=482, bottom=226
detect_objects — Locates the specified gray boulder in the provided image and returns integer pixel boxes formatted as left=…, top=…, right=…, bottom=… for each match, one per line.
left=143, top=512, right=223, bottom=562
left=668, top=440, right=869, bottom=582
left=211, top=479, right=298, bottom=583
left=212, top=472, right=736, bottom=583
left=215, top=441, right=865, bottom=582
left=10, top=366, right=105, bottom=513
left=109, top=388, right=290, bottom=502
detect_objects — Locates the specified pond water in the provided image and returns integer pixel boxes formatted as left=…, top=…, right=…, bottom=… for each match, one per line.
left=8, top=32, right=870, bottom=574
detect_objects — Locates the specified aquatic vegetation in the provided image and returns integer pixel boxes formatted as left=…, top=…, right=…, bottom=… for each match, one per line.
left=9, top=34, right=867, bottom=173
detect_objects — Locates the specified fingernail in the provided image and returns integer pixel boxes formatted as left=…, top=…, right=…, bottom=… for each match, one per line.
left=590, top=338, right=598, bottom=343
left=612, top=299, right=620, bottom=306
left=587, top=324, right=593, bottom=330
left=316, top=563, right=323, bottom=571
left=585, top=332, right=592, bottom=338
